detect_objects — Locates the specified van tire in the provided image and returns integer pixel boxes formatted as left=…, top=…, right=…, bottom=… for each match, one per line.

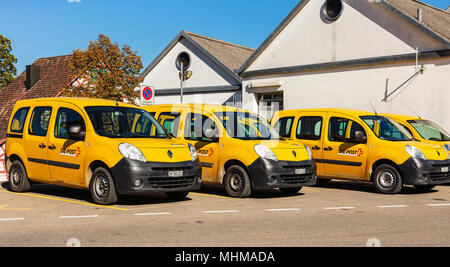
left=8, top=160, right=31, bottom=193
left=89, top=167, right=118, bottom=205
left=373, top=164, right=403, bottom=194
left=224, top=165, right=252, bottom=198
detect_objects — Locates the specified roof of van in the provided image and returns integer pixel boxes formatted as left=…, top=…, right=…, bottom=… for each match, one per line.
left=15, top=97, right=138, bottom=108
left=382, top=113, right=422, bottom=121
left=275, top=108, right=378, bottom=117
left=144, top=103, right=247, bottom=114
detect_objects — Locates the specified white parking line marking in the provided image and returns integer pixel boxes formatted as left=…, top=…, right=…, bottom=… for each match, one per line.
left=59, top=215, right=99, bottom=219
left=0, top=218, right=25, bottom=221
left=323, top=207, right=356, bottom=210
left=376, top=205, right=408, bottom=208
left=425, top=203, right=450, bottom=207
left=203, top=210, right=239, bottom=214
left=134, top=212, right=172, bottom=216
left=266, top=208, right=301, bottom=212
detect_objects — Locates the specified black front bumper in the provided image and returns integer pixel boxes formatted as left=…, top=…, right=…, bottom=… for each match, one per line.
left=111, top=158, right=202, bottom=195
left=399, top=158, right=450, bottom=185
left=247, top=158, right=317, bottom=189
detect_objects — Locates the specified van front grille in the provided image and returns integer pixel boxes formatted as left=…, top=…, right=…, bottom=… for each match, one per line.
left=147, top=176, right=197, bottom=189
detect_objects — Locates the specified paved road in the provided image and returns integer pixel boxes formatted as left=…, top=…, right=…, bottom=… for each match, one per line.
left=0, top=181, right=449, bottom=247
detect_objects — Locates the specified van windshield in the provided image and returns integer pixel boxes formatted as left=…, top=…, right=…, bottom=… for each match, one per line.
left=360, top=116, right=413, bottom=141
left=408, top=120, right=450, bottom=141
left=85, top=106, right=167, bottom=139
left=215, top=111, right=280, bottom=140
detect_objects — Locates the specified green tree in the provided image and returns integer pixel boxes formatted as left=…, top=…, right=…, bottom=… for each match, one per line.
left=63, top=34, right=143, bottom=103
left=0, top=34, right=18, bottom=89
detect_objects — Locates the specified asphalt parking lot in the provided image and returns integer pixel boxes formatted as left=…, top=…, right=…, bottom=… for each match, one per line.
left=0, top=180, right=449, bottom=247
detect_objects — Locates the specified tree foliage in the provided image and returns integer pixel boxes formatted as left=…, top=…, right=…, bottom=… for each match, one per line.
left=63, top=34, right=143, bottom=103
left=0, top=34, right=18, bottom=89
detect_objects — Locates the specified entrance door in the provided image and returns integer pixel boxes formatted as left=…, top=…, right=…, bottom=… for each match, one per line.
left=47, top=105, right=86, bottom=185
left=183, top=112, right=220, bottom=183
left=322, top=116, right=368, bottom=179
left=257, top=92, right=283, bottom=120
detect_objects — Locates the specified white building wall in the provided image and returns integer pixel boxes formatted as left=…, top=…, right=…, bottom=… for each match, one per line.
left=243, top=57, right=450, bottom=131
left=142, top=39, right=240, bottom=105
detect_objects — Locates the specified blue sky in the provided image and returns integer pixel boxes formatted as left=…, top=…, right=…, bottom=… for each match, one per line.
left=2, top=0, right=449, bottom=75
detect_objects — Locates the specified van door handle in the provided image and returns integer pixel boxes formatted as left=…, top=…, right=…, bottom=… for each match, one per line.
left=311, top=146, right=321, bottom=151
left=323, top=147, right=334, bottom=151
left=48, top=145, right=56, bottom=150
left=39, top=143, right=46, bottom=149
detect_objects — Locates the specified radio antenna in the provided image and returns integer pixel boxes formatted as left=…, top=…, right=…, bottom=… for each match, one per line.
left=369, top=101, right=378, bottom=115
left=400, top=100, right=422, bottom=119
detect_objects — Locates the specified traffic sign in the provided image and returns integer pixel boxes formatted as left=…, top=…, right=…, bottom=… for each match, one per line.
left=140, top=85, right=155, bottom=106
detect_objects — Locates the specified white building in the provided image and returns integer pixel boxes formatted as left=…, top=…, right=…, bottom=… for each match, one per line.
left=238, top=0, right=450, bottom=130
left=140, top=31, right=255, bottom=107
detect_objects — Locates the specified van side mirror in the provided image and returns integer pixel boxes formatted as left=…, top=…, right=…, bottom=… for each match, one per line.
left=204, top=128, right=219, bottom=142
left=68, top=123, right=86, bottom=140
left=354, top=131, right=367, bottom=143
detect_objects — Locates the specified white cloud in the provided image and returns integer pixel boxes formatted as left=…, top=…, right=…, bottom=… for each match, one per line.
left=68, top=0, right=81, bottom=3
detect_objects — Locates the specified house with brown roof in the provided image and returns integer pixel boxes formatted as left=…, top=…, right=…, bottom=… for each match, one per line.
left=238, top=0, right=450, bottom=130
left=0, top=55, right=74, bottom=138
left=140, top=31, right=255, bottom=107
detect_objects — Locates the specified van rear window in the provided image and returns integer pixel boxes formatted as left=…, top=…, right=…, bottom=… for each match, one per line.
left=10, top=107, right=30, bottom=133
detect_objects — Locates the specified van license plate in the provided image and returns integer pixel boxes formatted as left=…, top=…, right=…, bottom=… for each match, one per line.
left=442, top=167, right=449, bottom=173
left=295, top=169, right=306, bottom=175
left=168, top=171, right=183, bottom=177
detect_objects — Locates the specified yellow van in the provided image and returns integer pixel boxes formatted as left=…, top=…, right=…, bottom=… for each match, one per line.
left=272, top=109, right=450, bottom=194
left=143, top=104, right=317, bottom=198
left=5, top=98, right=201, bottom=205
left=383, top=113, right=450, bottom=152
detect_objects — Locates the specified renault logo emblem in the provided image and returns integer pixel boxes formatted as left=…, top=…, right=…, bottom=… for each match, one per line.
left=437, top=151, right=440, bottom=156
left=293, top=151, right=297, bottom=158
left=168, top=150, right=173, bottom=158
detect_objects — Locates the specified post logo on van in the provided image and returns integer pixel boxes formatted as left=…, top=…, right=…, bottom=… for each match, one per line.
left=198, top=148, right=214, bottom=157
left=60, top=147, right=81, bottom=158
left=338, top=148, right=364, bottom=157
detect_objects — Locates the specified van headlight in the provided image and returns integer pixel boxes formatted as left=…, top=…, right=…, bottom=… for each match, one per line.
left=188, top=144, right=198, bottom=161
left=254, top=144, right=278, bottom=161
left=119, top=143, right=146, bottom=163
left=304, top=144, right=312, bottom=160
left=405, top=145, right=427, bottom=160
left=444, top=145, right=450, bottom=158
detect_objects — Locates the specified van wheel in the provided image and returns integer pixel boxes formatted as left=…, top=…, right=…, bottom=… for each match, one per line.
left=279, top=187, right=302, bottom=195
left=9, top=160, right=31, bottom=193
left=373, top=164, right=403, bottom=194
left=89, top=167, right=118, bottom=205
left=224, top=165, right=252, bottom=198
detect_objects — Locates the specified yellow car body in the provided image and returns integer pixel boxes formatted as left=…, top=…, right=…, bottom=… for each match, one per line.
left=272, top=108, right=450, bottom=194
left=5, top=98, right=201, bottom=204
left=143, top=104, right=317, bottom=198
left=383, top=113, right=450, bottom=151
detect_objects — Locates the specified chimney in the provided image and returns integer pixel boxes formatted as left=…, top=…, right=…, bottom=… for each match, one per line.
left=417, top=8, right=423, bottom=21
left=25, top=64, right=40, bottom=90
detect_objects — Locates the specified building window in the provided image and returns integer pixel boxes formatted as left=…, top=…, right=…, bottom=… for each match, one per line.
left=257, top=92, right=283, bottom=120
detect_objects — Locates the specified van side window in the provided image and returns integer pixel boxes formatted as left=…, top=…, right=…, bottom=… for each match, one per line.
left=297, top=116, right=322, bottom=140
left=10, top=107, right=30, bottom=133
left=29, top=107, right=52, bottom=137
left=184, top=113, right=217, bottom=142
left=55, top=108, right=86, bottom=140
left=328, top=117, right=348, bottom=142
left=275, top=117, right=294, bottom=138
left=158, top=112, right=181, bottom=138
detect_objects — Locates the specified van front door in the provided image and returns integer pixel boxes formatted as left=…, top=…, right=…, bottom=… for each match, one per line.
left=183, top=112, right=220, bottom=183
left=47, top=106, right=86, bottom=185
left=322, top=116, right=368, bottom=179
